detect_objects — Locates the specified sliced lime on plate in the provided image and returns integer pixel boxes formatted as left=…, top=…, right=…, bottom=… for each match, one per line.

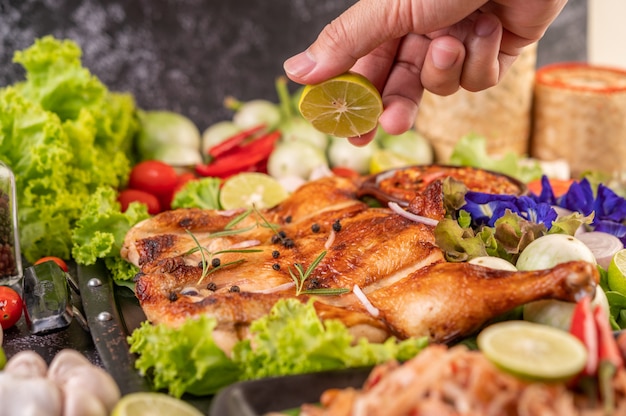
left=112, top=392, right=204, bottom=416
left=219, top=172, right=288, bottom=210
left=477, top=320, right=587, bottom=382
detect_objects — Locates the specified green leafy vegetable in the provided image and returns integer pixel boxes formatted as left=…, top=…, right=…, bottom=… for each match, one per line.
left=128, top=316, right=241, bottom=397
left=449, top=134, right=542, bottom=183
left=171, top=177, right=221, bottom=209
left=127, top=299, right=428, bottom=397
left=0, top=36, right=139, bottom=261
left=71, top=187, right=149, bottom=281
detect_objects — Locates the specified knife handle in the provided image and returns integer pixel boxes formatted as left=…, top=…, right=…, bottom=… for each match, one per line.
left=22, top=261, right=73, bottom=335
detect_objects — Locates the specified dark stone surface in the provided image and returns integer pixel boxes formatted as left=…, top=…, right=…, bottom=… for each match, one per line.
left=1, top=0, right=586, bottom=132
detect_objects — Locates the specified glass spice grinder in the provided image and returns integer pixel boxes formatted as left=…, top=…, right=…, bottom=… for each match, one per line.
left=0, top=161, right=22, bottom=286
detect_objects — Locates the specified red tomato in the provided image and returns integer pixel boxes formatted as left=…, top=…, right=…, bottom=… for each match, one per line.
left=34, top=256, right=69, bottom=272
left=331, top=166, right=360, bottom=179
left=160, top=172, right=198, bottom=211
left=118, top=189, right=161, bottom=215
left=128, top=160, right=178, bottom=198
left=0, top=286, right=23, bottom=330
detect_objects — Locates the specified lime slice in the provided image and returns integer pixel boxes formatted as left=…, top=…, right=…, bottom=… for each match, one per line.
left=0, top=347, right=6, bottom=370
left=369, top=149, right=414, bottom=174
left=111, top=393, right=204, bottom=416
left=298, top=72, right=383, bottom=138
left=477, top=321, right=587, bottom=382
left=219, top=172, right=288, bottom=210
left=608, top=248, right=626, bottom=295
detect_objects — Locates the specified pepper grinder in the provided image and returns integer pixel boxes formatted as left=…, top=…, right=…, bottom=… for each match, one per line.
left=0, top=161, right=22, bottom=286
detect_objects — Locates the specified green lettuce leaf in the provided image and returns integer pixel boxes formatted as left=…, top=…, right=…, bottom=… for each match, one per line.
left=449, top=134, right=542, bottom=183
left=234, top=298, right=428, bottom=378
left=128, top=299, right=428, bottom=397
left=171, top=177, right=221, bottom=209
left=71, top=186, right=148, bottom=280
left=0, top=36, right=139, bottom=261
left=128, top=316, right=241, bottom=398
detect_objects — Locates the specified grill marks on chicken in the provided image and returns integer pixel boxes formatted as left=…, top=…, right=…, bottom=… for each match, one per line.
left=122, top=176, right=599, bottom=353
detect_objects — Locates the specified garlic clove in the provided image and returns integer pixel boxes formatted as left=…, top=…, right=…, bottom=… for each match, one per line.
left=0, top=373, right=63, bottom=416
left=4, top=350, right=48, bottom=378
left=47, top=349, right=92, bottom=383
left=61, top=387, right=108, bottom=416
left=62, top=365, right=121, bottom=413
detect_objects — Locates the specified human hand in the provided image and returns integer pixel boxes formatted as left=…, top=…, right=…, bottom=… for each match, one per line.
left=284, top=0, right=567, bottom=145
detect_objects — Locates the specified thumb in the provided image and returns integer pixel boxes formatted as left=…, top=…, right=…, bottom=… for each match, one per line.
left=284, top=0, right=485, bottom=84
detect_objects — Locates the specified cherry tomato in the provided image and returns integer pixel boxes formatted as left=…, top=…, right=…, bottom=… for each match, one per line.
left=331, top=166, right=360, bottom=179
left=0, top=286, right=23, bottom=330
left=159, top=172, right=198, bottom=211
left=118, top=189, right=161, bottom=215
left=128, top=160, right=178, bottom=198
left=34, top=256, right=69, bottom=272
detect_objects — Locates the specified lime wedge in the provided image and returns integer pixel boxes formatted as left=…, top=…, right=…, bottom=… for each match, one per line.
left=369, top=149, right=414, bottom=174
left=219, top=172, right=288, bottom=210
left=477, top=321, right=587, bottom=382
left=0, top=346, right=6, bottom=370
left=298, top=72, right=383, bottom=138
left=608, top=248, right=626, bottom=295
left=111, top=392, right=203, bottom=416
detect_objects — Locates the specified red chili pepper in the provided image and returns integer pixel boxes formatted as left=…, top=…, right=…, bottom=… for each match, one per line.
left=196, top=130, right=280, bottom=178
left=595, top=306, right=623, bottom=369
left=569, top=296, right=599, bottom=376
left=207, top=123, right=267, bottom=159
left=594, top=305, right=623, bottom=413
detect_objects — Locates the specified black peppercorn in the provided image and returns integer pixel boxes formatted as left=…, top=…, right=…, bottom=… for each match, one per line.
left=229, top=285, right=240, bottom=293
left=271, top=234, right=281, bottom=244
left=272, top=263, right=281, bottom=271
left=332, top=219, right=342, bottom=232
left=207, top=282, right=217, bottom=291
left=272, top=250, right=280, bottom=258
left=283, top=238, right=295, bottom=248
left=211, top=258, right=221, bottom=268
left=285, top=215, right=292, bottom=223
left=278, top=230, right=287, bottom=239
left=311, top=223, right=320, bottom=233
left=168, top=292, right=178, bottom=302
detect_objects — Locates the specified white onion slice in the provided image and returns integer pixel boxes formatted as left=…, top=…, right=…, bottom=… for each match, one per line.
left=324, top=229, right=336, bottom=249
left=576, top=231, right=624, bottom=270
left=230, top=240, right=261, bottom=249
left=388, top=202, right=439, bottom=227
left=353, top=284, right=380, bottom=317
left=252, top=282, right=296, bottom=294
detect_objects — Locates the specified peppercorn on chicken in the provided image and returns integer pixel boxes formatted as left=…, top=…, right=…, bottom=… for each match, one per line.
left=121, top=176, right=598, bottom=354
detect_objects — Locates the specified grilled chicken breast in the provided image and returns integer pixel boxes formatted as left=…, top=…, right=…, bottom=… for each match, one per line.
left=122, top=176, right=598, bottom=353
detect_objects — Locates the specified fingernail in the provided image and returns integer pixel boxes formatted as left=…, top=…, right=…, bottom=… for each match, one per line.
left=284, top=50, right=316, bottom=78
left=474, top=16, right=498, bottom=37
left=431, top=44, right=459, bottom=70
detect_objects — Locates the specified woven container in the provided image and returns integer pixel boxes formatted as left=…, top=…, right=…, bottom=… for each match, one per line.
left=416, top=43, right=537, bottom=163
left=530, top=63, right=626, bottom=177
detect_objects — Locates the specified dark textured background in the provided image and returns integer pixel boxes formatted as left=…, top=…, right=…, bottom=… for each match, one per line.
left=0, top=0, right=587, bottom=131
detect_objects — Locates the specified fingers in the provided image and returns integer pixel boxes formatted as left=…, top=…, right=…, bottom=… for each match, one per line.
left=460, top=13, right=503, bottom=91
left=284, top=0, right=487, bottom=85
left=420, top=36, right=465, bottom=96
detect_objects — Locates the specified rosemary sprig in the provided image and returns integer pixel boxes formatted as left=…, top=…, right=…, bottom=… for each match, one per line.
left=288, top=251, right=350, bottom=296
left=184, top=229, right=261, bottom=284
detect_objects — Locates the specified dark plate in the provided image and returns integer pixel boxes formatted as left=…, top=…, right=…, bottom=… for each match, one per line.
left=209, top=367, right=371, bottom=416
left=77, top=261, right=213, bottom=414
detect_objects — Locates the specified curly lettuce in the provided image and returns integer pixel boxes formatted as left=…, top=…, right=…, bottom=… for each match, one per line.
left=71, top=187, right=148, bottom=281
left=0, top=36, right=139, bottom=261
left=171, top=177, right=221, bottom=209
left=128, top=299, right=428, bottom=397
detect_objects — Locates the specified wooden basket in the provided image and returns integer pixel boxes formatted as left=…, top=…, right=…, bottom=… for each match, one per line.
left=530, top=63, right=626, bottom=177
left=415, top=44, right=537, bottom=163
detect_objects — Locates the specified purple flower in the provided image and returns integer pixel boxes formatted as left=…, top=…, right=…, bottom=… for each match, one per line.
left=463, top=191, right=556, bottom=228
